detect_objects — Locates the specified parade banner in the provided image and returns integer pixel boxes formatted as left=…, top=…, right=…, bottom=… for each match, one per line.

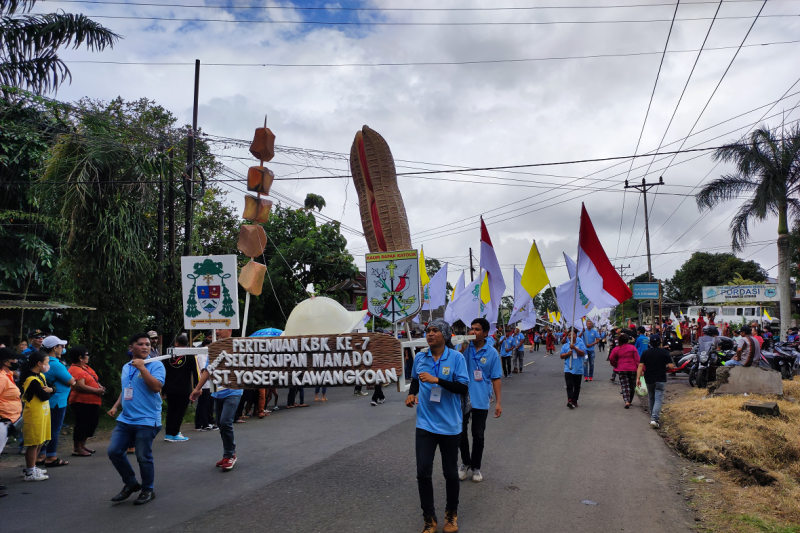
left=702, top=284, right=779, bottom=303
left=181, top=255, right=240, bottom=329
left=207, top=333, right=403, bottom=391
left=365, top=249, right=422, bottom=323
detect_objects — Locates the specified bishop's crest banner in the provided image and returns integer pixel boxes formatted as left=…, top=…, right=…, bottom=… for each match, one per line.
left=365, top=250, right=422, bottom=324
left=181, top=255, right=240, bottom=329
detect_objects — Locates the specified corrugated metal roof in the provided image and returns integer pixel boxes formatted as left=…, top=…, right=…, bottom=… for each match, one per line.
left=0, top=300, right=96, bottom=311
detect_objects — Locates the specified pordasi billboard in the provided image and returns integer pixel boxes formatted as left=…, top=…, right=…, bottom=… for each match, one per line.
left=702, top=284, right=779, bottom=304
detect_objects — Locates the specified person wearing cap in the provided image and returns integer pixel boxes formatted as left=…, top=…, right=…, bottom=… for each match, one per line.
left=406, top=319, right=469, bottom=533
left=163, top=334, right=198, bottom=442
left=1, top=347, right=23, bottom=495
left=457, top=317, right=502, bottom=484
left=19, top=330, right=45, bottom=366
left=41, top=335, right=76, bottom=468
left=147, top=331, right=160, bottom=358
left=107, top=333, right=166, bottom=505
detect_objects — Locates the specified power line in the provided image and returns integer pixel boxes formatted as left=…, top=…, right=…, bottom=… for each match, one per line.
left=46, top=12, right=800, bottom=27
left=63, top=39, right=800, bottom=68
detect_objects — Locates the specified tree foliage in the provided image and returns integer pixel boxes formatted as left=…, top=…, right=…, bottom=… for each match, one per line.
left=665, top=252, right=767, bottom=303
left=1, top=0, right=120, bottom=94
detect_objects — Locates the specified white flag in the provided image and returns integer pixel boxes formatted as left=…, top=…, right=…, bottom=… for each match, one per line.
left=444, top=271, right=465, bottom=325
left=509, top=268, right=533, bottom=324
left=447, top=275, right=483, bottom=327
left=556, top=276, right=594, bottom=326
left=564, top=252, right=577, bottom=279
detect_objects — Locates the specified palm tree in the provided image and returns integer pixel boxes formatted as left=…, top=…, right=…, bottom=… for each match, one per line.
left=696, top=124, right=800, bottom=340
left=1, top=0, right=119, bottom=94
left=304, top=193, right=326, bottom=212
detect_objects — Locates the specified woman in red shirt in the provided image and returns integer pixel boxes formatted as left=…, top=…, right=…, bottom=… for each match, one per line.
left=609, top=334, right=641, bottom=409
left=67, top=346, right=106, bottom=456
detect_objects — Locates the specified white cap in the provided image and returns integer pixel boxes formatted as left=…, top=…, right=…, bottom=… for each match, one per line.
left=282, top=297, right=368, bottom=336
left=42, top=335, right=68, bottom=349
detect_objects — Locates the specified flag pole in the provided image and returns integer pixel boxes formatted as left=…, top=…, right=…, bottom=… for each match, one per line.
left=569, top=209, right=584, bottom=370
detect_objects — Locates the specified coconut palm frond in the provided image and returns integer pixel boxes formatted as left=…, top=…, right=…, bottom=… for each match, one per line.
left=0, top=0, right=36, bottom=15
left=695, top=174, right=758, bottom=210
left=729, top=200, right=758, bottom=253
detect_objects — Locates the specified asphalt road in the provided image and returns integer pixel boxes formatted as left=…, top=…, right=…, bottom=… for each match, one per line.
left=2, top=348, right=693, bottom=533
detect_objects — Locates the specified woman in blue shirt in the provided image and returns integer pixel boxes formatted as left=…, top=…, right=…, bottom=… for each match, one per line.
left=406, top=319, right=469, bottom=533
left=560, top=329, right=586, bottom=408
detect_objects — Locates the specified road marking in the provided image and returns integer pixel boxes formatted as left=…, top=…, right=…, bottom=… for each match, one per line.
left=524, top=360, right=536, bottom=367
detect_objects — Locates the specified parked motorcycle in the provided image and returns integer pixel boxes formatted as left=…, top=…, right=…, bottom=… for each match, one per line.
left=767, top=342, right=800, bottom=380
left=690, top=336, right=735, bottom=388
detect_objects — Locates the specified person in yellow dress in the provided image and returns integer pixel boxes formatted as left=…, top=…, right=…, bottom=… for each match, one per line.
left=20, top=352, right=54, bottom=481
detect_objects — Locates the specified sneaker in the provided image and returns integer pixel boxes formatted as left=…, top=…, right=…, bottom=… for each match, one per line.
left=458, top=463, right=470, bottom=481
left=378, top=398, right=385, bottom=404
left=174, top=433, right=189, bottom=441
left=24, top=470, right=49, bottom=481
left=194, top=427, right=207, bottom=432
left=573, top=402, right=579, bottom=408
left=589, top=377, right=593, bottom=381
left=567, top=401, right=574, bottom=409
left=472, top=469, right=483, bottom=483
left=220, top=454, right=237, bottom=471
left=443, top=509, right=459, bottom=532
left=272, top=406, right=279, bottom=411
left=165, top=435, right=177, bottom=442
left=206, top=424, right=219, bottom=430
left=420, top=515, right=438, bottom=533
left=370, top=401, right=377, bottom=406
left=584, top=378, right=588, bottom=382
left=359, top=391, right=369, bottom=396
left=650, top=420, right=660, bottom=429
left=215, top=457, right=226, bottom=468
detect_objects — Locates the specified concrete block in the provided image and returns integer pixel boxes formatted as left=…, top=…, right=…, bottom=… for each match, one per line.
left=713, top=366, right=783, bottom=396
left=743, top=401, right=780, bottom=417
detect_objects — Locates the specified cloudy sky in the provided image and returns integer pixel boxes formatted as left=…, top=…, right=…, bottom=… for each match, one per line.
left=42, top=0, right=800, bottom=296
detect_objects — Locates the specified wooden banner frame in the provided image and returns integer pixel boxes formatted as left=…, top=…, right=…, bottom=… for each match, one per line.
left=207, top=333, right=403, bottom=391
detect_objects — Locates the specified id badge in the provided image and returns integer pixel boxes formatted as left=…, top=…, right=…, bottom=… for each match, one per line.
left=430, top=386, right=442, bottom=403
left=124, top=387, right=134, bottom=401
left=474, top=370, right=483, bottom=381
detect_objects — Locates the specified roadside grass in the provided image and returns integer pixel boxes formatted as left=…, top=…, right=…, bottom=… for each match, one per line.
left=662, top=378, right=800, bottom=533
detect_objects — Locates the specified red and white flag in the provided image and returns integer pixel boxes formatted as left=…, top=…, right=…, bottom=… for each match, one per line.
left=577, top=204, right=632, bottom=309
left=479, top=217, right=506, bottom=333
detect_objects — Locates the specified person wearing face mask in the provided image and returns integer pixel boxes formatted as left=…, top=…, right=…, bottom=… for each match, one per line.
left=1, top=348, right=23, bottom=497
left=19, top=351, right=54, bottom=481
left=39, top=336, right=76, bottom=468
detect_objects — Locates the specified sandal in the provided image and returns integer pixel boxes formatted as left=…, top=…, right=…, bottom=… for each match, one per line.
left=72, top=451, right=92, bottom=457
left=235, top=418, right=246, bottom=423
left=45, top=458, right=69, bottom=467
left=82, top=448, right=96, bottom=454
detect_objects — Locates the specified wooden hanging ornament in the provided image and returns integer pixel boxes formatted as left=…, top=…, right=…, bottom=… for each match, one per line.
left=247, top=166, right=274, bottom=195
left=237, top=224, right=267, bottom=258
left=243, top=196, right=273, bottom=223
left=239, top=260, right=267, bottom=296
left=249, top=127, right=276, bottom=162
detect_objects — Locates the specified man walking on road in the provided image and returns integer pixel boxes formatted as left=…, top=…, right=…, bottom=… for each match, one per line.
left=560, top=329, right=586, bottom=409
left=512, top=327, right=525, bottom=373
left=636, top=337, right=675, bottom=429
left=458, top=318, right=502, bottom=484
left=406, top=319, right=469, bottom=533
left=107, top=333, right=165, bottom=506
left=499, top=329, right=514, bottom=378
left=582, top=320, right=600, bottom=382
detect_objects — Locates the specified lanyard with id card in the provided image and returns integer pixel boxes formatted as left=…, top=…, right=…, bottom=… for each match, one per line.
left=430, top=357, right=443, bottom=402
left=124, top=365, right=137, bottom=401
left=472, top=349, right=483, bottom=381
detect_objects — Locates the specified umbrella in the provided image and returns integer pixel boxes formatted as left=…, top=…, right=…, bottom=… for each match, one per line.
left=251, top=328, right=283, bottom=337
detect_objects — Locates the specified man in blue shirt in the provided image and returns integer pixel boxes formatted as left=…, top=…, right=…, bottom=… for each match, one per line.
left=582, top=320, right=600, bottom=382
left=458, top=317, right=502, bottom=484
left=499, top=329, right=515, bottom=378
left=191, top=328, right=242, bottom=472
left=512, top=327, right=526, bottom=374
left=19, top=329, right=45, bottom=366
left=406, top=319, right=469, bottom=533
left=560, top=329, right=587, bottom=408
left=635, top=326, right=650, bottom=356
left=107, top=333, right=166, bottom=506
left=41, top=335, right=75, bottom=467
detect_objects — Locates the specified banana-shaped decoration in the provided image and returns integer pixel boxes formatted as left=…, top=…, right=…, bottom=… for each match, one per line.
left=350, top=125, right=412, bottom=252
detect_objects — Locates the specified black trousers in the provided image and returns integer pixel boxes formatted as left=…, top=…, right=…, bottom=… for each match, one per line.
left=195, top=389, right=215, bottom=428
left=166, top=392, right=190, bottom=436
left=501, top=356, right=512, bottom=377
left=236, top=389, right=258, bottom=419
left=565, top=372, right=583, bottom=403
left=287, top=387, right=305, bottom=406
left=533, top=341, right=540, bottom=351
left=416, top=428, right=460, bottom=519
left=71, top=402, right=99, bottom=443
left=372, top=384, right=385, bottom=402
left=459, top=408, right=489, bottom=470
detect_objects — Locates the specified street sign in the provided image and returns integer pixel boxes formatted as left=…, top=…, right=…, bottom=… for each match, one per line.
left=181, top=255, right=240, bottom=329
left=632, top=282, right=660, bottom=300
left=206, top=333, right=403, bottom=391
left=365, top=249, right=422, bottom=323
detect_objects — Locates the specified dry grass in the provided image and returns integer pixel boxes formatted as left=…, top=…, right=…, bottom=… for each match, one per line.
left=662, top=378, right=800, bottom=532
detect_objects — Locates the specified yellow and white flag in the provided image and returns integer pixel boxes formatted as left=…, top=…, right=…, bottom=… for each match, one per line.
left=419, top=246, right=430, bottom=287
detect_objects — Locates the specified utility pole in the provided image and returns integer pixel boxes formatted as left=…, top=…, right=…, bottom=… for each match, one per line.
left=616, top=264, right=631, bottom=325
left=469, top=247, right=475, bottom=282
left=184, top=59, right=200, bottom=257
left=625, top=176, right=663, bottom=327
left=156, top=142, right=165, bottom=333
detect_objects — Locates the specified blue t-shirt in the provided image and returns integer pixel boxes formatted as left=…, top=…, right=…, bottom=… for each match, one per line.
left=412, top=347, right=469, bottom=435
left=118, top=358, right=166, bottom=427
left=463, top=342, right=503, bottom=411
left=635, top=334, right=650, bottom=356
left=44, top=357, right=74, bottom=409
left=513, top=333, right=525, bottom=351
left=500, top=336, right=515, bottom=357
left=561, top=338, right=587, bottom=375
left=583, top=328, right=600, bottom=352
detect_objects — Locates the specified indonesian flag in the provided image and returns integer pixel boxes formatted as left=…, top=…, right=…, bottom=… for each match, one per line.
left=479, top=217, right=506, bottom=334
left=576, top=204, right=632, bottom=309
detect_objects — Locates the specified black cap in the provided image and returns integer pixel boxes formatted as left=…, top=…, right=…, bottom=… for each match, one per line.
left=27, top=329, right=44, bottom=339
left=0, top=347, right=18, bottom=362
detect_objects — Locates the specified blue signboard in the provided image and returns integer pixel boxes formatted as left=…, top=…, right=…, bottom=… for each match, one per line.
left=632, top=282, right=660, bottom=300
